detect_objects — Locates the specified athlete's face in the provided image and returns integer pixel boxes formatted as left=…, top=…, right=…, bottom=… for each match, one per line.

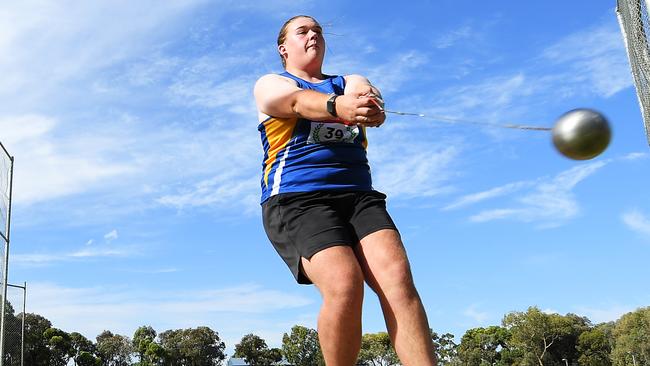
left=279, top=17, right=325, bottom=69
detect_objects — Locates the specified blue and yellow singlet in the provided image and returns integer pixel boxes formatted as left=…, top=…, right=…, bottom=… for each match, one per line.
left=258, top=72, right=372, bottom=204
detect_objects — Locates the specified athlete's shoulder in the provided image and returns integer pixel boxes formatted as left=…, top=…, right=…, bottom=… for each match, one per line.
left=255, top=73, right=298, bottom=88
left=343, top=74, right=369, bottom=83
left=254, top=73, right=300, bottom=103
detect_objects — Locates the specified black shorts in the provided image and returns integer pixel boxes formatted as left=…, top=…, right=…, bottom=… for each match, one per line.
left=262, top=190, right=398, bottom=284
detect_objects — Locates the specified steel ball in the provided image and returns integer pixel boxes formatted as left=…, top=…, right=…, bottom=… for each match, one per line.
left=552, top=108, right=611, bottom=160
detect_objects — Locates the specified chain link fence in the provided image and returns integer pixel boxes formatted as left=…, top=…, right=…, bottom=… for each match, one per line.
left=617, top=0, right=650, bottom=145
left=2, top=284, right=25, bottom=366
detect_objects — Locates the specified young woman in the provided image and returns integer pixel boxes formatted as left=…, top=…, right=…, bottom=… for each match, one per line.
left=254, top=15, right=437, bottom=366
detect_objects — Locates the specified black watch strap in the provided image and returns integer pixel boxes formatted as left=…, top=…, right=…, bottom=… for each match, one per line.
left=327, top=94, right=338, bottom=117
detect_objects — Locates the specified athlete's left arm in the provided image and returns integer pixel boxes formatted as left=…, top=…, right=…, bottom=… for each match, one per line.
left=344, top=74, right=382, bottom=100
left=344, top=74, right=385, bottom=127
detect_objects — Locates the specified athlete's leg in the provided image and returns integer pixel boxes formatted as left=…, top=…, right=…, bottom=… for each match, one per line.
left=354, top=229, right=437, bottom=366
left=301, top=245, right=365, bottom=366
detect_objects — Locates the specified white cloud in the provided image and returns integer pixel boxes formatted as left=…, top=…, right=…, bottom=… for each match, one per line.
left=542, top=22, right=632, bottom=98
left=0, top=114, right=56, bottom=144
left=69, top=246, right=135, bottom=258
left=0, top=2, right=275, bottom=228
left=435, top=74, right=534, bottom=116
left=463, top=304, right=490, bottom=324
left=104, top=229, right=119, bottom=242
left=0, top=115, right=135, bottom=205
left=434, top=25, right=474, bottom=49
left=167, top=54, right=259, bottom=114
left=13, top=248, right=135, bottom=265
left=25, top=282, right=313, bottom=342
left=467, top=161, right=607, bottom=227
left=470, top=208, right=522, bottom=223
left=0, top=0, right=211, bottom=100
left=366, top=51, right=429, bottom=93
left=157, top=173, right=260, bottom=215
left=121, top=267, right=180, bottom=274
left=327, top=49, right=429, bottom=94
left=444, top=181, right=533, bottom=210
left=13, top=241, right=140, bottom=266
left=623, top=152, right=648, bottom=161
left=622, top=210, right=650, bottom=236
left=398, top=17, right=630, bottom=138
left=575, top=305, right=636, bottom=324
left=0, top=110, right=262, bottom=223
left=370, top=135, right=459, bottom=199
left=542, top=308, right=560, bottom=315
left=11, top=253, right=66, bottom=265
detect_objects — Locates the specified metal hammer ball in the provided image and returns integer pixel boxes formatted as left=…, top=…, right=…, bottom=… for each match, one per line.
left=552, top=108, right=611, bottom=160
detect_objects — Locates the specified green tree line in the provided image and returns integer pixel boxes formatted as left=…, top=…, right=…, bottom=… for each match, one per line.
left=232, top=305, right=650, bottom=366
left=2, top=302, right=648, bottom=365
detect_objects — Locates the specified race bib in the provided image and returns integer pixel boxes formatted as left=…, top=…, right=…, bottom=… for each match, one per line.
left=307, top=122, right=359, bottom=144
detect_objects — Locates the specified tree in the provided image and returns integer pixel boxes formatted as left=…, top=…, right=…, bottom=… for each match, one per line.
left=144, top=342, right=167, bottom=366
left=23, top=313, right=52, bottom=366
left=264, top=348, right=283, bottom=365
left=44, top=327, right=73, bottom=366
left=282, top=325, right=324, bottom=366
left=158, top=326, right=226, bottom=366
left=546, top=313, right=591, bottom=366
left=234, top=333, right=282, bottom=365
left=96, top=330, right=133, bottom=366
left=503, top=307, right=576, bottom=366
left=577, top=323, right=613, bottom=366
left=611, top=307, right=650, bottom=366
left=133, top=325, right=157, bottom=363
left=70, top=332, right=97, bottom=365
left=358, top=332, right=399, bottom=366
left=456, top=327, right=509, bottom=366
left=159, top=329, right=183, bottom=364
left=432, top=331, right=459, bottom=365
left=76, top=351, right=101, bottom=366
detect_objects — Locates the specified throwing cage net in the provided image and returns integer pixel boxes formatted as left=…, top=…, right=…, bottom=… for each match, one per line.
left=617, top=0, right=650, bottom=145
left=2, top=285, right=24, bottom=366
left=0, top=144, right=10, bottom=244
left=0, top=142, right=13, bottom=366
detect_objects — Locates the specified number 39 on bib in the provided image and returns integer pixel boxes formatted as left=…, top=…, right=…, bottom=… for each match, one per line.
left=307, top=122, right=360, bottom=144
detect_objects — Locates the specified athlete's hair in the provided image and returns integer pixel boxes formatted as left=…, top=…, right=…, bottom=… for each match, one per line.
left=277, top=15, right=318, bottom=68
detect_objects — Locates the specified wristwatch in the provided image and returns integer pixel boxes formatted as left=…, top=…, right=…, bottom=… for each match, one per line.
left=326, top=94, right=338, bottom=117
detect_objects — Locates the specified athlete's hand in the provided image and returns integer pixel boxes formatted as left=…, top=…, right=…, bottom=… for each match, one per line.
left=335, top=89, right=386, bottom=127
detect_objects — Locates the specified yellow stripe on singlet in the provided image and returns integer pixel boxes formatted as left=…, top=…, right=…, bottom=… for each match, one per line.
left=262, top=117, right=297, bottom=187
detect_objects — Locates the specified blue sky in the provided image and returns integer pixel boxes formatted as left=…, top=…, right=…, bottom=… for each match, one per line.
left=1, top=0, right=649, bottom=356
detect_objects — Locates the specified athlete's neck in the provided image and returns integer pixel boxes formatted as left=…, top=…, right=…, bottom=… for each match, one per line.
left=284, top=66, right=324, bottom=83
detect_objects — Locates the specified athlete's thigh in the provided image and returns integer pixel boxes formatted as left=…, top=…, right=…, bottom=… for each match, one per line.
left=354, top=229, right=414, bottom=292
left=301, top=245, right=364, bottom=293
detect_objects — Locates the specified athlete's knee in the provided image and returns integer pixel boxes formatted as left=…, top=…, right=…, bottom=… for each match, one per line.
left=373, top=262, right=419, bottom=303
left=386, top=281, right=422, bottom=312
left=320, top=266, right=364, bottom=306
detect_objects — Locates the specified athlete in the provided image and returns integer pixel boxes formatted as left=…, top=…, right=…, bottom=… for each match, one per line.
left=254, top=15, right=437, bottom=366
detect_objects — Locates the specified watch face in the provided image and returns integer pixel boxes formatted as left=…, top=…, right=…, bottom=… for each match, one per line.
left=327, top=95, right=338, bottom=117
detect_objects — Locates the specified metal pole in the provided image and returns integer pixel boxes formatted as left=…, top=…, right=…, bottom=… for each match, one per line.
left=0, top=153, right=13, bottom=366
left=21, top=282, right=24, bottom=366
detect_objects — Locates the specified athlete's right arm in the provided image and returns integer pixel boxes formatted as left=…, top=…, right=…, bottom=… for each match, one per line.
left=254, top=74, right=379, bottom=123
left=254, top=74, right=336, bottom=121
